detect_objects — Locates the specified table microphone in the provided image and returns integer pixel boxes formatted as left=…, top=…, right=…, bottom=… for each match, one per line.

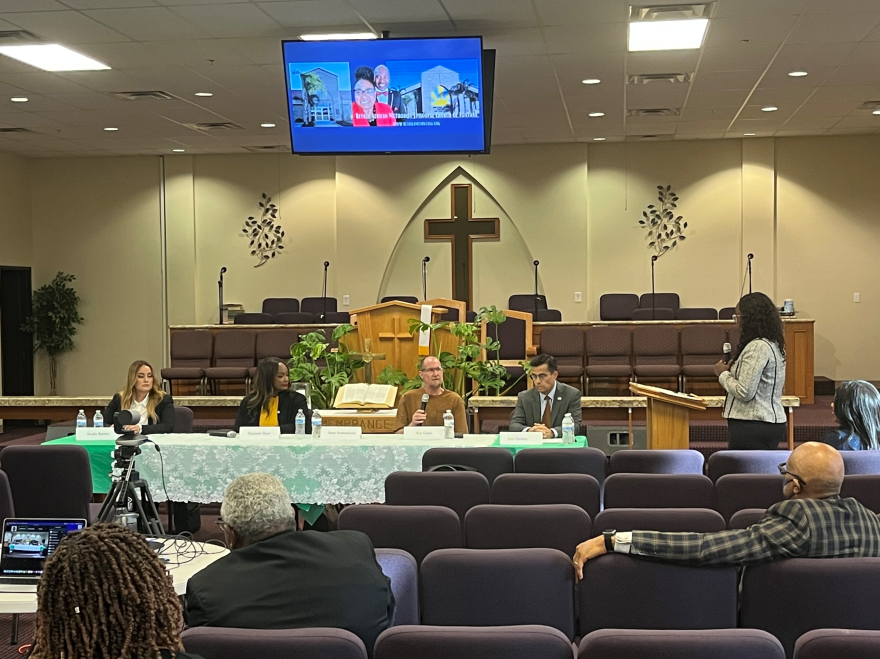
left=723, top=342, right=732, bottom=364
left=420, top=393, right=430, bottom=412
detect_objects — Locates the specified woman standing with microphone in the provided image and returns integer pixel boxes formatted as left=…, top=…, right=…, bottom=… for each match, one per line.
left=714, top=292, right=787, bottom=450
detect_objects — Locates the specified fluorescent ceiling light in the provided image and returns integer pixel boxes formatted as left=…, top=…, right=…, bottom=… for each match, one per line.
left=762, top=106, right=778, bottom=112
left=10, top=97, right=27, bottom=102
left=873, top=110, right=880, bottom=116
left=194, top=92, right=213, bottom=97
left=300, top=33, right=377, bottom=41
left=743, top=133, right=756, bottom=136
left=582, top=78, right=601, bottom=85
left=0, top=44, right=110, bottom=71
left=593, top=137, right=606, bottom=141
left=788, top=71, right=808, bottom=77
left=172, top=149, right=185, bottom=152
left=588, top=112, right=605, bottom=117
left=628, top=18, right=709, bottom=52
left=104, top=127, right=118, bottom=131
left=260, top=123, right=276, bottom=128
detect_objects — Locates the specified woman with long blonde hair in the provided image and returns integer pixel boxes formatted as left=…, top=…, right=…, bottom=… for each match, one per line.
left=104, top=360, right=175, bottom=434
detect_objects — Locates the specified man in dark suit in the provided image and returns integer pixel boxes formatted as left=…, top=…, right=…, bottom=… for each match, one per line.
left=185, top=473, right=393, bottom=654
left=509, top=353, right=582, bottom=440
left=374, top=65, right=402, bottom=116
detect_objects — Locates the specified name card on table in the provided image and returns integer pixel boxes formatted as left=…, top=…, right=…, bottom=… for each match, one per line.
left=75, top=427, right=120, bottom=440
left=321, top=426, right=363, bottom=439
left=543, top=435, right=564, bottom=444
left=403, top=426, right=448, bottom=440
left=238, top=426, right=281, bottom=440
left=498, top=431, right=534, bottom=446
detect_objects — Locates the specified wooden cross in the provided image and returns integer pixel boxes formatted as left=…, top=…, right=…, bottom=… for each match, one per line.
left=350, top=338, right=386, bottom=383
left=424, top=183, right=500, bottom=310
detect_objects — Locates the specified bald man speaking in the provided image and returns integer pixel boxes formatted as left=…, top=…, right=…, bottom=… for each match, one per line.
left=574, top=442, right=880, bottom=576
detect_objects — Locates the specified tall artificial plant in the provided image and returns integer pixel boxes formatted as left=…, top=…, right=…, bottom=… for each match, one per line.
left=287, top=325, right=365, bottom=410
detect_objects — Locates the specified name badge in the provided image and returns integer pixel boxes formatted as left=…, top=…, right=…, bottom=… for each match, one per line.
left=498, top=431, right=535, bottom=446
left=403, top=426, right=448, bottom=440
left=321, top=426, right=362, bottom=439
left=239, top=426, right=281, bottom=440
left=75, top=427, right=119, bottom=440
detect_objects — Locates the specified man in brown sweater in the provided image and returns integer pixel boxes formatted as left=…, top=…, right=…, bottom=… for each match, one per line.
left=394, top=356, right=468, bottom=433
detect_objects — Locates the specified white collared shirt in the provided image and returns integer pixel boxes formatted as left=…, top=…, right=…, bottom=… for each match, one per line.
left=129, top=395, right=149, bottom=428
left=539, top=383, right=558, bottom=438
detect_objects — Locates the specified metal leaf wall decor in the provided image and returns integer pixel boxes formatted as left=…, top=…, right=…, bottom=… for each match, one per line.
left=242, top=193, right=285, bottom=267
left=639, top=185, right=688, bottom=258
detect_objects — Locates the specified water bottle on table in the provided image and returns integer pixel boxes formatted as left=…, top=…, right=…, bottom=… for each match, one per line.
left=311, top=409, right=322, bottom=438
left=93, top=410, right=104, bottom=428
left=562, top=413, right=575, bottom=444
left=76, top=410, right=87, bottom=428
left=294, top=409, right=306, bottom=435
left=443, top=409, right=454, bottom=439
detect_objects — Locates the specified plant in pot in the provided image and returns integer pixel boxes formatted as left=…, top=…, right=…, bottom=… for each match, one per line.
left=287, top=324, right=365, bottom=410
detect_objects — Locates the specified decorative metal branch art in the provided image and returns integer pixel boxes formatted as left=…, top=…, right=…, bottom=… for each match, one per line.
left=639, top=185, right=687, bottom=258
left=242, top=193, right=284, bottom=267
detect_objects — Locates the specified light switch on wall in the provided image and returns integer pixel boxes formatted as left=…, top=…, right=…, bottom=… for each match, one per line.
left=854, top=293, right=860, bottom=303
left=342, top=295, right=350, bottom=306
left=574, top=292, right=582, bottom=303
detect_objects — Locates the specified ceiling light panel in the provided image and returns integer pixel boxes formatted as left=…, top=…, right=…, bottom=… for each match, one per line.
left=0, top=44, right=110, bottom=71
left=628, top=18, right=709, bottom=51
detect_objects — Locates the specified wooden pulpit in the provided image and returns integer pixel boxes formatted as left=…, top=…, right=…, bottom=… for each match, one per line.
left=629, top=382, right=706, bottom=450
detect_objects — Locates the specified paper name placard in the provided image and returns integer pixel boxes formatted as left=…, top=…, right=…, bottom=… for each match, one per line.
left=403, top=426, right=448, bottom=440
left=238, top=426, right=281, bottom=440
left=543, top=435, right=564, bottom=444
left=321, top=426, right=363, bottom=439
left=75, top=427, right=120, bottom=441
left=498, top=431, right=535, bottom=446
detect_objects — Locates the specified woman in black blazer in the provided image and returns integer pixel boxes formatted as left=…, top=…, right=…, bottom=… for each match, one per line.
left=234, top=357, right=311, bottom=434
left=104, top=360, right=175, bottom=435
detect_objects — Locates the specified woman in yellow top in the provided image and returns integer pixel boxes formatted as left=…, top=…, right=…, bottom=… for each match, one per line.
left=234, top=357, right=311, bottom=434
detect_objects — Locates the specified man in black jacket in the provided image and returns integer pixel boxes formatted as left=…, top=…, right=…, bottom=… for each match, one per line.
left=185, top=473, right=393, bottom=653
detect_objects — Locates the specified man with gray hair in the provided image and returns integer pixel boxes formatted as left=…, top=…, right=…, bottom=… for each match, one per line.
left=185, top=473, right=393, bottom=653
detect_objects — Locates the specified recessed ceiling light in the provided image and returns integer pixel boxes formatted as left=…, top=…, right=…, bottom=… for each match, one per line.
left=260, top=123, right=276, bottom=128
left=300, top=33, right=377, bottom=41
left=628, top=18, right=709, bottom=52
left=0, top=44, right=110, bottom=71
left=104, top=127, right=118, bottom=131
left=788, top=71, right=808, bottom=77
left=762, top=106, right=778, bottom=112
left=582, top=78, right=601, bottom=85
left=194, top=92, right=213, bottom=97
left=172, top=149, right=185, bottom=152
left=10, top=97, right=27, bottom=103
left=593, top=137, right=606, bottom=141
left=873, top=110, right=880, bottom=116
left=588, top=112, right=605, bottom=118
left=743, top=133, right=756, bottom=136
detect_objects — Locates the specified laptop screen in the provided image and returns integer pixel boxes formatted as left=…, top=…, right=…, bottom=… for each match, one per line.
left=1, top=519, right=86, bottom=577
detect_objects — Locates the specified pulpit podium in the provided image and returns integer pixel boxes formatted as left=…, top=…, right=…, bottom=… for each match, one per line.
left=629, top=382, right=706, bottom=450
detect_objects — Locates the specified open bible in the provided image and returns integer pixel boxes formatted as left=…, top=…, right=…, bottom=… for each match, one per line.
left=333, top=383, right=398, bottom=409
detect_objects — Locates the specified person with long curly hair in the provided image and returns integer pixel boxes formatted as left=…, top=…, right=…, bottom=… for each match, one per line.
left=30, top=524, right=202, bottom=659
left=104, top=360, right=175, bottom=434
left=714, top=292, right=787, bottom=450
left=823, top=380, right=880, bottom=451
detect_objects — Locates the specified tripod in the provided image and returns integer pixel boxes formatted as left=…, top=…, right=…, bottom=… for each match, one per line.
left=96, top=441, right=165, bottom=536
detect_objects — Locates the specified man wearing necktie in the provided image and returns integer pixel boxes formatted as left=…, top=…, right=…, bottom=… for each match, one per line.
left=374, top=65, right=402, bottom=116
left=509, top=354, right=583, bottom=439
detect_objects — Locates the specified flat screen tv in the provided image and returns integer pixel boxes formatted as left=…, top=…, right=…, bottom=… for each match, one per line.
left=281, top=37, right=493, bottom=155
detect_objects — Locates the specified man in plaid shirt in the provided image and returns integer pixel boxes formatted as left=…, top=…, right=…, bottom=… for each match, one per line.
left=573, top=442, right=880, bottom=578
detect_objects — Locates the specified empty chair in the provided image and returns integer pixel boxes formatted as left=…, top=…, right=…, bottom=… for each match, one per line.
left=794, top=629, right=880, bottom=659
left=841, top=475, right=880, bottom=513
left=632, top=325, right=681, bottom=383
left=508, top=294, right=549, bottom=314
left=728, top=508, right=767, bottom=530
left=491, top=473, right=601, bottom=520
left=338, top=505, right=462, bottom=565
left=374, top=548, right=418, bottom=626
left=161, top=330, right=212, bottom=394
left=599, top=294, right=639, bottom=321
left=484, top=316, right=528, bottom=382
left=680, top=325, right=728, bottom=390
left=324, top=311, right=351, bottom=324
left=464, top=504, right=591, bottom=556
left=274, top=312, right=315, bottom=324
left=1, top=446, right=92, bottom=520
left=539, top=326, right=586, bottom=392
left=841, top=452, right=880, bottom=475
left=714, top=474, right=785, bottom=523
left=579, top=629, right=784, bottom=659
left=233, top=312, right=273, bottom=324
left=535, top=309, right=562, bottom=321
left=708, top=450, right=792, bottom=481
left=593, top=508, right=725, bottom=534
left=578, top=554, right=738, bottom=636
left=719, top=306, right=736, bottom=320
left=174, top=406, right=194, bottom=433
left=249, top=329, right=299, bottom=380
left=181, top=627, right=368, bottom=659
left=640, top=292, right=681, bottom=312
left=375, top=625, right=574, bottom=659
left=422, top=448, right=513, bottom=485
left=610, top=449, right=704, bottom=474
left=677, top=307, right=719, bottom=320
left=301, top=297, right=338, bottom=319
left=384, top=472, right=490, bottom=520
left=741, top=558, right=880, bottom=657
left=631, top=307, right=675, bottom=320
left=514, top=447, right=607, bottom=489
left=421, top=548, right=575, bottom=639
left=381, top=296, right=419, bottom=304
left=585, top=326, right=632, bottom=392
left=261, top=298, right=299, bottom=315
left=604, top=474, right=714, bottom=509
left=0, top=471, right=15, bottom=521
left=204, top=331, right=256, bottom=393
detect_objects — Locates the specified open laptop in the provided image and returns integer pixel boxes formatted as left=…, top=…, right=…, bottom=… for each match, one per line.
left=0, top=518, right=87, bottom=592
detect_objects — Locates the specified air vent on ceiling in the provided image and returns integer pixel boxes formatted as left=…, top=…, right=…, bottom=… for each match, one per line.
left=630, top=3, right=713, bottom=21
left=859, top=100, right=880, bottom=110
left=0, top=30, right=40, bottom=43
left=0, top=127, right=33, bottom=134
left=631, top=134, right=672, bottom=141
left=242, top=145, right=287, bottom=152
left=628, top=73, right=692, bottom=85
left=110, top=90, right=179, bottom=101
left=627, top=108, right=681, bottom=117
left=186, top=122, right=244, bottom=131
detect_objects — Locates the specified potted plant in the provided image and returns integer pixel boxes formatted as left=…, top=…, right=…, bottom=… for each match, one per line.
left=287, top=324, right=365, bottom=410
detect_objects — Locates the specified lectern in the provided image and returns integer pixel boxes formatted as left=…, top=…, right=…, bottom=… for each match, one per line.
left=629, top=382, right=706, bottom=450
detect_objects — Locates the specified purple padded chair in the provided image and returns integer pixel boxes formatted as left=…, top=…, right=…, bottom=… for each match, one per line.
left=640, top=292, right=680, bottom=312
left=707, top=450, right=792, bottom=481
left=728, top=508, right=767, bottom=530
left=484, top=316, right=528, bottom=382
left=676, top=307, right=719, bottom=320
left=491, top=473, right=601, bottom=520
left=593, top=508, right=725, bottom=534
left=338, top=505, right=461, bottom=565
left=794, top=629, right=880, bottom=659
left=610, top=448, right=704, bottom=474
left=301, top=297, right=338, bottom=318
left=840, top=475, right=880, bottom=513
left=599, top=294, right=640, bottom=321
left=204, top=330, right=256, bottom=393
left=578, top=554, right=738, bottom=636
left=1, top=446, right=91, bottom=521
left=841, top=452, right=880, bottom=475
left=603, top=474, right=714, bottom=509
left=381, top=296, right=419, bottom=304
left=375, top=625, right=574, bottom=659
left=421, top=448, right=513, bottom=485
left=0, top=471, right=15, bottom=520
left=585, top=326, right=632, bottom=391
left=420, top=548, right=576, bottom=639
left=374, top=548, right=418, bottom=626
left=324, top=311, right=351, bottom=324
left=261, top=298, right=299, bottom=315
left=514, top=447, right=607, bottom=489
left=719, top=307, right=736, bottom=320
left=161, top=330, right=212, bottom=394
left=274, top=312, right=315, bottom=324
left=539, top=326, right=586, bottom=391
left=579, top=629, right=784, bottom=659
left=714, top=474, right=785, bottom=523
left=631, top=307, right=675, bottom=320
left=233, top=312, right=273, bottom=324
left=248, top=329, right=299, bottom=380
left=174, top=406, right=194, bottom=433
left=384, top=472, right=490, bottom=521
left=632, top=325, right=681, bottom=381
left=464, top=504, right=591, bottom=556
left=680, top=325, right=728, bottom=390
left=741, top=558, right=880, bottom=658
left=181, top=627, right=368, bottom=659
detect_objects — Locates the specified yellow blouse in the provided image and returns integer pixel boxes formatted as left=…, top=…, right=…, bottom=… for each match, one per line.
left=259, top=396, right=279, bottom=426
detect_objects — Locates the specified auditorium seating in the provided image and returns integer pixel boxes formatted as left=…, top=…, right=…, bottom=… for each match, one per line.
left=324, top=311, right=351, bottom=324
left=794, top=629, right=880, bottom=659
left=579, top=629, right=785, bottom=659
left=161, top=329, right=212, bottom=394
left=539, top=326, right=585, bottom=391
left=841, top=451, right=880, bottom=474
left=374, top=548, right=419, bottom=626
left=585, top=326, right=632, bottom=392
left=174, top=406, right=194, bottom=433
left=204, top=330, right=256, bottom=393
left=181, top=627, right=368, bottom=659
left=301, top=296, right=337, bottom=319
left=680, top=325, right=727, bottom=391
left=640, top=292, right=680, bottom=313
left=840, top=475, right=880, bottom=513
left=491, top=473, right=601, bottom=519
left=463, top=504, right=591, bottom=556
left=610, top=448, right=704, bottom=474
left=421, top=448, right=513, bottom=485
left=513, top=447, right=607, bottom=488
left=632, top=325, right=682, bottom=384
left=593, top=507, right=726, bottom=534
left=728, top=508, right=766, bottom=529
left=375, top=625, right=574, bottom=659
left=604, top=474, right=714, bottom=509
left=0, top=471, right=15, bottom=520
left=273, top=311, right=314, bottom=324
left=632, top=307, right=675, bottom=320
left=707, top=450, right=792, bottom=481
left=384, top=471, right=490, bottom=521
left=714, top=474, right=785, bottom=523
left=677, top=307, right=719, bottom=320
left=484, top=315, right=529, bottom=382
left=248, top=329, right=298, bottom=380
left=719, top=306, right=736, bottom=320
left=599, top=293, right=640, bottom=321
left=233, top=312, right=273, bottom=324
left=2, top=445, right=92, bottom=521
left=508, top=294, right=563, bottom=321
left=261, top=297, right=299, bottom=315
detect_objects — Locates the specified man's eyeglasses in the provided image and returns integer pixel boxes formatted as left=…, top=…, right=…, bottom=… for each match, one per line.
left=778, top=462, right=808, bottom=487
left=529, top=372, right=551, bottom=382
left=420, top=367, right=443, bottom=374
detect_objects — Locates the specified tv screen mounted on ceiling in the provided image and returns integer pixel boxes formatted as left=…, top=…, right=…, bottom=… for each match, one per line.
left=281, top=37, right=494, bottom=155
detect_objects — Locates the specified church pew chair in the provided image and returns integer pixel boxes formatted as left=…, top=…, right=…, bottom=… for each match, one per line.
left=631, top=307, right=675, bottom=320
left=610, top=448, right=704, bottom=474
left=324, top=311, right=350, bottom=324
left=794, top=629, right=880, bottom=659
left=593, top=507, right=725, bottom=534
left=491, top=473, right=600, bottom=520
left=632, top=325, right=681, bottom=386
left=539, top=326, right=585, bottom=392
left=422, top=447, right=513, bottom=485
left=677, top=307, right=719, bottom=320
left=508, top=294, right=563, bottom=321
left=584, top=326, right=632, bottom=394
left=513, top=447, right=607, bottom=489
left=274, top=311, right=315, bottom=324
left=182, top=628, right=368, bottom=659
left=681, top=325, right=727, bottom=392
left=603, top=474, right=714, bottom=509
left=261, top=297, right=299, bottom=315
left=301, top=296, right=337, bottom=320
left=728, top=508, right=766, bottom=530
left=599, top=293, right=639, bottom=321
left=841, top=452, right=880, bottom=474
left=713, top=474, right=785, bottom=523
left=160, top=329, right=212, bottom=395
left=639, top=292, right=680, bottom=312
left=579, top=629, right=784, bottom=659
left=384, top=471, right=490, bottom=521
left=464, top=503, right=591, bottom=556
left=375, top=625, right=574, bottom=659
left=2, top=446, right=92, bottom=520
left=233, top=312, right=273, bottom=324
left=374, top=548, right=419, bottom=626
left=247, top=329, right=299, bottom=380
left=707, top=450, right=792, bottom=481
left=719, top=306, right=736, bottom=320
left=481, top=310, right=535, bottom=389
left=204, top=330, right=256, bottom=394
left=840, top=475, right=880, bottom=513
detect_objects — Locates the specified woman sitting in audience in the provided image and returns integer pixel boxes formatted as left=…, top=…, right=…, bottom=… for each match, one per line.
left=823, top=380, right=880, bottom=451
left=104, top=360, right=175, bottom=434
left=31, top=524, right=202, bottom=659
left=234, top=357, right=311, bottom=434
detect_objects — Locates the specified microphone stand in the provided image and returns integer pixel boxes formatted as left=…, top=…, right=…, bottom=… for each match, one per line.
left=533, top=260, right=540, bottom=318
left=422, top=257, right=430, bottom=300
left=651, top=256, right=658, bottom=320
left=218, top=267, right=226, bottom=324
left=747, top=253, right=754, bottom=294
left=321, top=261, right=329, bottom=322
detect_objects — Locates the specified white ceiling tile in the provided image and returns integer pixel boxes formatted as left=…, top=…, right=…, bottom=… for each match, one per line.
left=0, top=72, right=93, bottom=94
left=534, top=0, right=627, bottom=25
left=841, top=41, right=880, bottom=65
left=256, top=1, right=365, bottom=27
left=758, top=67, right=837, bottom=88
left=435, top=0, right=537, bottom=27
left=490, top=127, right=526, bottom=144
left=543, top=23, right=627, bottom=54
left=347, top=0, right=450, bottom=24
left=804, top=0, right=880, bottom=13
left=833, top=114, right=880, bottom=128
left=625, top=123, right=675, bottom=135
left=773, top=129, right=826, bottom=136
left=704, top=15, right=798, bottom=47
left=54, top=70, right=144, bottom=93
left=481, top=29, right=547, bottom=57
left=699, top=44, right=778, bottom=72
left=673, top=132, right=727, bottom=140
left=0, top=111, right=67, bottom=130
left=0, top=1, right=68, bottom=11
left=770, top=43, right=857, bottom=69
left=793, top=101, right=862, bottom=117
left=1, top=10, right=130, bottom=44
left=714, top=0, right=807, bottom=18
left=810, top=84, right=880, bottom=103
left=167, top=3, right=283, bottom=38
left=690, top=70, right=763, bottom=91
left=822, top=67, right=880, bottom=87
left=674, top=120, right=732, bottom=133
left=495, top=55, right=555, bottom=80
left=749, top=87, right=814, bottom=105
left=625, top=87, right=688, bottom=109
left=737, top=104, right=800, bottom=119
left=551, top=53, right=626, bottom=77
left=730, top=118, right=787, bottom=131
left=625, top=51, right=700, bottom=76
left=82, top=7, right=211, bottom=40
left=786, top=12, right=880, bottom=44
left=685, top=89, right=752, bottom=108
left=0, top=94, right=75, bottom=112
left=781, top=116, right=841, bottom=130
left=825, top=127, right=880, bottom=134
left=679, top=106, right=741, bottom=121
left=518, top=125, right=574, bottom=140
left=59, top=0, right=160, bottom=7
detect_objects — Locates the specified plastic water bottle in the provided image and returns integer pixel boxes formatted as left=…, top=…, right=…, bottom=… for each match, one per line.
left=562, top=413, right=575, bottom=444
left=443, top=410, right=454, bottom=439
left=294, top=409, right=306, bottom=435
left=311, top=409, right=322, bottom=438
left=76, top=410, right=87, bottom=428
left=93, top=410, right=104, bottom=428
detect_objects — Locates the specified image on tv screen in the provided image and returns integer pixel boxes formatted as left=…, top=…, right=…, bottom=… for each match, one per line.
left=282, top=37, right=486, bottom=154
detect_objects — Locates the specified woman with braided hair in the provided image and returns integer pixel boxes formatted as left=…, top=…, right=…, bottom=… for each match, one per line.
left=30, top=524, right=203, bottom=659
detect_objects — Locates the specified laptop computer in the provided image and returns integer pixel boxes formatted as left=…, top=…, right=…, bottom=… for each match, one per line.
left=0, top=518, right=87, bottom=592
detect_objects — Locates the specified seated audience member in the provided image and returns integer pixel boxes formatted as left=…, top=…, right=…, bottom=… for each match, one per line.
left=822, top=380, right=880, bottom=451
left=31, top=524, right=201, bottom=659
left=104, top=360, right=175, bottom=434
left=573, top=442, right=880, bottom=576
left=394, top=356, right=467, bottom=433
left=185, top=473, right=393, bottom=653
left=509, top=353, right=582, bottom=439
left=234, top=357, right=311, bottom=433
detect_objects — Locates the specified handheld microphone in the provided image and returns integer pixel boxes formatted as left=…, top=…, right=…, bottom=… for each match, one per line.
left=723, top=342, right=732, bottom=364
left=420, top=393, right=429, bottom=412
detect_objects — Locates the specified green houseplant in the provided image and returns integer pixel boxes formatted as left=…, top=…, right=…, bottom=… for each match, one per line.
left=287, top=324, right=365, bottom=410
left=22, top=272, right=84, bottom=396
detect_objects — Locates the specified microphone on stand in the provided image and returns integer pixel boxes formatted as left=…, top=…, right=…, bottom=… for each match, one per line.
left=723, top=342, right=732, bottom=364
left=321, top=261, right=329, bottom=322
left=533, top=260, right=540, bottom=318
left=422, top=257, right=430, bottom=300
left=650, top=256, right=658, bottom=320
left=747, top=253, right=754, bottom=295
left=218, top=267, right=227, bottom=324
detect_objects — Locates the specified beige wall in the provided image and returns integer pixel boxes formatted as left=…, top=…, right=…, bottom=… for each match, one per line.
left=0, top=153, right=32, bottom=268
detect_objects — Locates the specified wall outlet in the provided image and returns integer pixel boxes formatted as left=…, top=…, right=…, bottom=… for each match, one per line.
left=574, top=292, right=582, bottom=303
left=342, top=295, right=350, bottom=306
left=854, top=293, right=860, bottom=303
